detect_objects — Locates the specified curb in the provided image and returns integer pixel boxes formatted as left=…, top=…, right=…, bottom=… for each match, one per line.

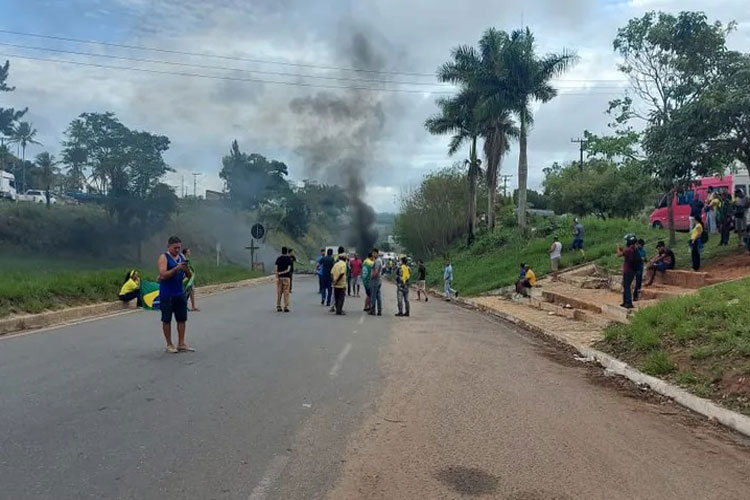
left=0, top=275, right=274, bottom=337
left=429, top=287, right=750, bottom=439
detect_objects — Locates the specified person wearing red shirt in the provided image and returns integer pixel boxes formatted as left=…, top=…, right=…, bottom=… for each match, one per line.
left=349, top=254, right=363, bottom=297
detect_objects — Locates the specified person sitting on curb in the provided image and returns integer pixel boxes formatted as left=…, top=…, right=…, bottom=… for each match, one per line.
left=118, top=270, right=142, bottom=307
left=515, top=263, right=536, bottom=297
left=645, top=241, right=675, bottom=287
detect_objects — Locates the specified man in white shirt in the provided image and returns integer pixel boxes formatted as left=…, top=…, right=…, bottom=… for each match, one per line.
left=548, top=236, right=563, bottom=282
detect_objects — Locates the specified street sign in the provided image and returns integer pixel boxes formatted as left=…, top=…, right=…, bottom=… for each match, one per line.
left=251, top=223, right=265, bottom=240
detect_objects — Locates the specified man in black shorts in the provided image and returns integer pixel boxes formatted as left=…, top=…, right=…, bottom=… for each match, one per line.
left=158, top=236, right=193, bottom=353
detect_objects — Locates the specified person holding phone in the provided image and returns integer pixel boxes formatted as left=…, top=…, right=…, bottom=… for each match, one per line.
left=158, top=236, right=193, bottom=354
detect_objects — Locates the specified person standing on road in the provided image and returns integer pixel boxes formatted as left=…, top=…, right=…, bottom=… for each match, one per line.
left=288, top=248, right=297, bottom=294
left=316, top=248, right=325, bottom=294
left=416, top=260, right=428, bottom=302
left=634, top=239, right=646, bottom=301
left=395, top=256, right=411, bottom=317
left=158, top=236, right=193, bottom=353
left=616, top=234, right=640, bottom=309
left=362, top=252, right=374, bottom=312
left=444, top=258, right=457, bottom=301
left=320, top=249, right=335, bottom=307
left=548, top=236, right=563, bottom=282
left=368, top=248, right=383, bottom=316
left=690, top=219, right=704, bottom=271
left=572, top=218, right=585, bottom=256
left=349, top=254, right=363, bottom=297
left=331, top=254, right=348, bottom=315
left=274, top=247, right=292, bottom=312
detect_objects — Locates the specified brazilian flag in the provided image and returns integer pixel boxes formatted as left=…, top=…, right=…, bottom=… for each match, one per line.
left=140, top=280, right=161, bottom=310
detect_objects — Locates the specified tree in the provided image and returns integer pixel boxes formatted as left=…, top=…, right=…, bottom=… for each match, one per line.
left=610, top=11, right=734, bottom=244
left=280, top=192, right=310, bottom=238
left=61, top=119, right=90, bottom=192
left=0, top=60, right=26, bottom=137
left=34, top=152, right=60, bottom=208
left=9, top=121, right=41, bottom=192
left=219, top=140, right=291, bottom=210
left=426, top=87, right=482, bottom=246
left=491, top=28, right=576, bottom=229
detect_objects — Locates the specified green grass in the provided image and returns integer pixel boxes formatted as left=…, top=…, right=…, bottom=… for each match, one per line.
left=598, top=278, right=750, bottom=415
left=423, top=215, right=738, bottom=296
left=0, top=254, right=262, bottom=318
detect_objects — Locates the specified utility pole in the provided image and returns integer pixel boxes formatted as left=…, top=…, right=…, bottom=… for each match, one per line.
left=192, top=172, right=201, bottom=198
left=571, top=137, right=587, bottom=171
left=181, top=175, right=185, bottom=198
left=500, top=174, right=514, bottom=199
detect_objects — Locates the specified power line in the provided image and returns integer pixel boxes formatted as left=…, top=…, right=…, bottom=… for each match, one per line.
left=0, top=41, right=455, bottom=88
left=0, top=52, right=455, bottom=95
left=0, top=28, right=629, bottom=84
left=0, top=28, right=438, bottom=78
left=3, top=52, right=625, bottom=96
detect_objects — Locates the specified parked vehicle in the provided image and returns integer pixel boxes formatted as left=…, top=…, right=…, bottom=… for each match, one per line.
left=649, top=176, right=732, bottom=231
left=18, top=189, right=57, bottom=204
left=0, top=170, right=16, bottom=201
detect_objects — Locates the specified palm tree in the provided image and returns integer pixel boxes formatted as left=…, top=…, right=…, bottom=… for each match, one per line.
left=491, top=28, right=577, bottom=228
left=35, top=151, right=59, bottom=208
left=482, top=112, right=518, bottom=231
left=425, top=88, right=483, bottom=246
left=10, top=121, right=41, bottom=192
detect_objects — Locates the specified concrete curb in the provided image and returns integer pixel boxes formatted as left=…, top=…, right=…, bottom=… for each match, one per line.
left=0, top=275, right=274, bottom=337
left=428, top=287, right=750, bottom=439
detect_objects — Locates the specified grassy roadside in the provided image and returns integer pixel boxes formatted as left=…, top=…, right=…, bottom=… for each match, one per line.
left=424, top=215, right=740, bottom=296
left=598, top=278, right=750, bottom=415
left=0, top=255, right=262, bottom=318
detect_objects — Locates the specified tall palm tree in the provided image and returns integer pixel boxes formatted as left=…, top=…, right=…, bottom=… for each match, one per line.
left=482, top=112, right=518, bottom=231
left=10, top=121, right=41, bottom=192
left=425, top=88, right=483, bottom=246
left=491, top=29, right=577, bottom=228
left=35, top=151, right=59, bottom=208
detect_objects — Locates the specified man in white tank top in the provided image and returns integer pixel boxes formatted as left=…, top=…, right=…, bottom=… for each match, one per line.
left=548, top=236, right=563, bottom=282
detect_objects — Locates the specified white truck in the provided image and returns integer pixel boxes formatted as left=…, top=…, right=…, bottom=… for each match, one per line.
left=0, top=170, right=16, bottom=201
left=18, top=189, right=57, bottom=204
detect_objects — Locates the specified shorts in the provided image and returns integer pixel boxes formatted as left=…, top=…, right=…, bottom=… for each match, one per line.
left=352, top=275, right=361, bottom=288
left=572, top=239, right=584, bottom=250
left=417, top=280, right=426, bottom=291
left=551, top=257, right=560, bottom=271
left=364, top=282, right=371, bottom=297
left=161, top=294, right=188, bottom=323
left=653, top=261, right=669, bottom=272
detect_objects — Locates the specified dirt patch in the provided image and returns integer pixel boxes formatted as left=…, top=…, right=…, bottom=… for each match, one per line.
left=703, top=252, right=750, bottom=281
left=435, top=466, right=499, bottom=496
left=721, top=372, right=750, bottom=398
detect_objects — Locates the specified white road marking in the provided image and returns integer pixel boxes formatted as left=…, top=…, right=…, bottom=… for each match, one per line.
left=358, top=315, right=365, bottom=325
left=248, top=454, right=290, bottom=500
left=329, top=342, right=352, bottom=378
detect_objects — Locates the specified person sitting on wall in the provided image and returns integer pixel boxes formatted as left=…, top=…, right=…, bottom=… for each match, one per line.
left=515, top=263, right=536, bottom=297
left=119, top=270, right=142, bottom=307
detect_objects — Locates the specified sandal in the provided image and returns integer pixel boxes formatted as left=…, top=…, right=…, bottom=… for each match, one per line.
left=165, top=345, right=178, bottom=354
left=177, top=345, right=196, bottom=352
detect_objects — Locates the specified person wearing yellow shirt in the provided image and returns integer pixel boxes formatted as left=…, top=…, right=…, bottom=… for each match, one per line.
left=395, top=257, right=411, bottom=317
left=515, top=263, right=536, bottom=297
left=118, top=270, right=142, bottom=307
left=690, top=220, right=704, bottom=271
left=331, top=254, right=348, bottom=315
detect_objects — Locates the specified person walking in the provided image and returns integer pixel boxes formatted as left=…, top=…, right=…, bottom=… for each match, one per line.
left=157, top=236, right=193, bottom=353
left=616, top=234, right=640, bottom=309
left=416, top=260, right=428, bottom=302
left=690, top=219, right=704, bottom=271
left=548, top=236, right=563, bottom=282
left=572, top=218, right=585, bottom=256
left=274, top=247, right=292, bottom=312
left=320, top=249, right=335, bottom=307
left=395, top=256, right=411, bottom=317
left=634, top=239, right=646, bottom=301
left=350, top=254, right=362, bottom=297
left=288, top=248, right=297, bottom=294
left=368, top=248, right=383, bottom=316
left=331, top=254, right=348, bottom=315
left=362, top=252, right=373, bottom=312
left=444, top=258, right=457, bottom=301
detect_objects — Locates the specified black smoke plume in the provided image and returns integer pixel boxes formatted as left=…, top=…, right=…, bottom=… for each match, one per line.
left=288, top=30, right=387, bottom=254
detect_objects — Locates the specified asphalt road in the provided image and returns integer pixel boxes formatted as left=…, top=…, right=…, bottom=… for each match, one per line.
left=2, top=277, right=749, bottom=500
left=0, top=277, right=388, bottom=500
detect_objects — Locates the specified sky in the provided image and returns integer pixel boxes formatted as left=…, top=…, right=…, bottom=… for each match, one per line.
left=1, top=0, right=749, bottom=212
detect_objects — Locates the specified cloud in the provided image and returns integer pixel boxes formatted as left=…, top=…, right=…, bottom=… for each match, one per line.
left=2, top=0, right=750, bottom=212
